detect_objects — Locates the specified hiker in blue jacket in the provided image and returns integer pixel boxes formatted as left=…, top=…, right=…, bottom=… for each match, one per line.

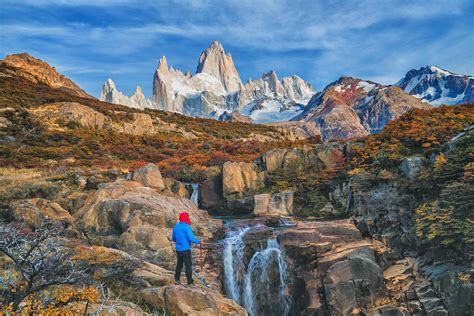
left=172, top=212, right=201, bottom=286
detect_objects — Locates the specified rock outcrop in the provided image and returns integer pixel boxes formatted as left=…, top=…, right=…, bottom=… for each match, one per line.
left=399, top=156, right=425, bottom=179
left=278, top=220, right=385, bottom=314
left=202, top=144, right=346, bottom=214
left=127, top=163, right=165, bottom=190
left=10, top=198, right=75, bottom=228
left=2, top=53, right=92, bottom=98
left=54, top=102, right=106, bottom=128
left=222, top=162, right=265, bottom=198
left=141, top=285, right=247, bottom=316
left=253, top=191, right=294, bottom=216
left=218, top=111, right=254, bottom=123
left=31, top=102, right=160, bottom=135
left=396, top=65, right=474, bottom=106
left=199, top=166, right=224, bottom=210
left=74, top=179, right=221, bottom=269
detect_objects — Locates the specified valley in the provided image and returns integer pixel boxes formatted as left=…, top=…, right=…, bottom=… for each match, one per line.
left=0, top=46, right=473, bottom=315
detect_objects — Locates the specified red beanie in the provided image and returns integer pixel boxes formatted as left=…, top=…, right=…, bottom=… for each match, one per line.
left=179, top=212, right=191, bottom=225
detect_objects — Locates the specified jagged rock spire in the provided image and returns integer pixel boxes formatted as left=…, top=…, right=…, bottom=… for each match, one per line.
left=195, top=40, right=243, bottom=92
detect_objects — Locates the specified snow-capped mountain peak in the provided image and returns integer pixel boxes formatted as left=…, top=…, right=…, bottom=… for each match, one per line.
left=396, top=65, right=473, bottom=106
left=102, top=41, right=315, bottom=122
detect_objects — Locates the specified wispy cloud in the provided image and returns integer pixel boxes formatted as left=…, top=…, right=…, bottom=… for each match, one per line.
left=1, top=0, right=473, bottom=96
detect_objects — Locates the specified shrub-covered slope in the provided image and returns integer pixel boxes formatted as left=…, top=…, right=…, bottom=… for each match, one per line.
left=0, top=62, right=310, bottom=181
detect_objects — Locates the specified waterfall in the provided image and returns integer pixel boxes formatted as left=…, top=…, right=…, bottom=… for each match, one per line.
left=242, top=239, right=290, bottom=316
left=190, top=183, right=199, bottom=206
left=223, top=226, right=290, bottom=316
left=277, top=218, right=296, bottom=227
left=223, top=226, right=251, bottom=302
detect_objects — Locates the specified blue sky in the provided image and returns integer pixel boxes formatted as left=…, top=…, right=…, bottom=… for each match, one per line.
left=1, top=0, right=473, bottom=97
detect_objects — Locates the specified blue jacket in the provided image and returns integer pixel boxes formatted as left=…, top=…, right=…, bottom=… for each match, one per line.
left=172, top=222, right=200, bottom=251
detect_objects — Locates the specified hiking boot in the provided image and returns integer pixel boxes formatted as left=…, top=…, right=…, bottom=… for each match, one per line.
left=186, top=283, right=196, bottom=288
left=175, top=281, right=181, bottom=285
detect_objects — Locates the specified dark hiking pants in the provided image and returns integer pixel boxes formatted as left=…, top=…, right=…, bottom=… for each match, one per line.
left=175, top=249, right=193, bottom=285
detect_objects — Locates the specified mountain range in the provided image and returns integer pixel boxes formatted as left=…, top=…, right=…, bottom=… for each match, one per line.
left=99, top=41, right=473, bottom=138
left=2, top=41, right=472, bottom=142
left=100, top=41, right=314, bottom=123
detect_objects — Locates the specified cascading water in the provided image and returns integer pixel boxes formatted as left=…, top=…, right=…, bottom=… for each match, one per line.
left=223, top=225, right=290, bottom=316
left=242, top=239, right=290, bottom=316
left=222, top=226, right=251, bottom=302
left=190, top=183, right=199, bottom=206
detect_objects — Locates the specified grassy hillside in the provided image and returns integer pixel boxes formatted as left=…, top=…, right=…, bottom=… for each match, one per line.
left=0, top=63, right=311, bottom=182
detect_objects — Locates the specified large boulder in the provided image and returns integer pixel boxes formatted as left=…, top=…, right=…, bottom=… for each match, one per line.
left=258, top=147, right=318, bottom=174
left=222, top=162, right=265, bottom=198
left=163, top=177, right=190, bottom=199
left=128, top=163, right=165, bottom=190
left=74, top=180, right=221, bottom=269
left=253, top=191, right=294, bottom=216
left=256, top=144, right=344, bottom=175
left=323, top=251, right=385, bottom=315
left=56, top=102, right=106, bottom=128
left=141, top=285, right=247, bottom=316
left=199, top=166, right=224, bottom=210
left=10, top=198, right=75, bottom=228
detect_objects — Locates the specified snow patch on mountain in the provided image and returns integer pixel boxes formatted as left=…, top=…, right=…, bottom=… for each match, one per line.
left=396, top=65, right=473, bottom=106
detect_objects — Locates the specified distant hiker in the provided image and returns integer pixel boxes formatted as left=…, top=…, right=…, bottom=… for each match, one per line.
left=172, top=212, right=201, bottom=287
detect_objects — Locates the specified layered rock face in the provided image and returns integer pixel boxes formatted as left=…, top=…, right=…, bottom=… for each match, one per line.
left=278, top=220, right=386, bottom=315
left=396, top=65, right=474, bottom=106
left=294, top=77, right=431, bottom=141
left=2, top=53, right=92, bottom=98
left=102, top=41, right=314, bottom=121
left=200, top=144, right=344, bottom=215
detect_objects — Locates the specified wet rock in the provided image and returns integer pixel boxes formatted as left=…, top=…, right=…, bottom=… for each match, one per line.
left=278, top=220, right=386, bottom=315
left=129, top=163, right=165, bottom=190
left=253, top=191, right=294, bottom=216
left=200, top=166, right=224, bottom=210
left=225, top=196, right=255, bottom=212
